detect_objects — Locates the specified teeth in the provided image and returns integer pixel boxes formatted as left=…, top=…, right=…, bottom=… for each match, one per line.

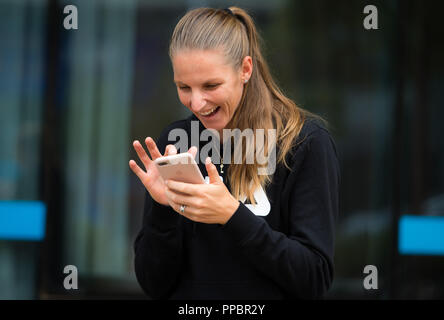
left=199, top=106, right=217, bottom=116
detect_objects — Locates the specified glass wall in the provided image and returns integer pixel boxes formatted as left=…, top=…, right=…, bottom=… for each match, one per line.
left=0, top=0, right=443, bottom=299
left=0, top=0, right=47, bottom=299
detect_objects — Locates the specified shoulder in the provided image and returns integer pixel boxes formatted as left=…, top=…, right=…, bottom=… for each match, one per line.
left=286, top=116, right=339, bottom=169
left=296, top=116, right=336, bottom=150
left=298, top=117, right=331, bottom=141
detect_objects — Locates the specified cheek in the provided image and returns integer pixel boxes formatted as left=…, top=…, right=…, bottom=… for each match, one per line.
left=218, top=87, right=237, bottom=105
left=178, top=91, right=190, bottom=108
left=228, top=86, right=243, bottom=109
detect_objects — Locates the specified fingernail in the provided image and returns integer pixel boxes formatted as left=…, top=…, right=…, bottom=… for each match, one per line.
left=205, top=157, right=211, bottom=164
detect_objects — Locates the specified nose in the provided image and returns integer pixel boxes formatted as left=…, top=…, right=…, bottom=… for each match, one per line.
left=190, top=90, right=206, bottom=112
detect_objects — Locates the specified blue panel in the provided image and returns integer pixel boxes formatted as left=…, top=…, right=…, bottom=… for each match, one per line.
left=399, top=215, right=444, bottom=256
left=0, top=201, right=46, bottom=241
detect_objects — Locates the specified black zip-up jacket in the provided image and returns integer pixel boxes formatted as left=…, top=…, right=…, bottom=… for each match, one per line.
left=134, top=114, right=340, bottom=299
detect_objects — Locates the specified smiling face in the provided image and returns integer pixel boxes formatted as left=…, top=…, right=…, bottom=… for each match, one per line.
left=172, top=49, right=252, bottom=137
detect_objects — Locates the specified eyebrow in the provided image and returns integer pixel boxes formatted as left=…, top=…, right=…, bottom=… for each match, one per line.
left=174, top=78, right=223, bottom=86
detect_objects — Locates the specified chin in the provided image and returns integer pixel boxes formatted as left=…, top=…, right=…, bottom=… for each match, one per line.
left=201, top=122, right=223, bottom=133
left=198, top=116, right=226, bottom=131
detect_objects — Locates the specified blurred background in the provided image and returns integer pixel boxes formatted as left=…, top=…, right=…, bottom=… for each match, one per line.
left=1, top=0, right=443, bottom=299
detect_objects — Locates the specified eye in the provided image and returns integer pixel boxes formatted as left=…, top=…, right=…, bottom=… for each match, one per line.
left=205, top=83, right=220, bottom=89
left=179, top=86, right=190, bottom=91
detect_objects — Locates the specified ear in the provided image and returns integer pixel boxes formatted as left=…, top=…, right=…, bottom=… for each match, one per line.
left=241, top=56, right=253, bottom=81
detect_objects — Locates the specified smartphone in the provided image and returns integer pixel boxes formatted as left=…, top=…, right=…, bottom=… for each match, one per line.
left=154, top=152, right=205, bottom=184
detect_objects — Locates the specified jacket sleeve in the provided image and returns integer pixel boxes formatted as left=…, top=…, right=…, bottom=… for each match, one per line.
left=221, top=127, right=340, bottom=299
left=133, top=129, right=184, bottom=299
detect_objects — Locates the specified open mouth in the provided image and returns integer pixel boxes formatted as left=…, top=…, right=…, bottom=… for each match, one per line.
left=200, top=106, right=220, bottom=118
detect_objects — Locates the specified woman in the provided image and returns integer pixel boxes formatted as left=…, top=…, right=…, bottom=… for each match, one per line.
left=129, top=7, right=340, bottom=299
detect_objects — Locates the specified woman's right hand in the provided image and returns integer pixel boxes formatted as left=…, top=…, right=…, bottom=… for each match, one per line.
left=129, top=137, right=197, bottom=206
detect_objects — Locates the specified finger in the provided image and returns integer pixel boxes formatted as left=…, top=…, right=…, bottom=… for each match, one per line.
left=129, top=160, right=147, bottom=182
left=205, top=157, right=221, bottom=184
left=133, top=140, right=152, bottom=170
left=165, top=187, right=194, bottom=207
left=167, top=198, right=181, bottom=215
left=165, top=144, right=177, bottom=156
left=145, top=137, right=162, bottom=159
left=187, top=146, right=198, bottom=159
left=167, top=199, right=183, bottom=214
left=165, top=179, right=198, bottom=196
left=171, top=201, right=199, bottom=222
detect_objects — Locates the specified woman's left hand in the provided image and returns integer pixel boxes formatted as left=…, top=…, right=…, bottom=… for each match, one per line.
left=164, top=157, right=240, bottom=225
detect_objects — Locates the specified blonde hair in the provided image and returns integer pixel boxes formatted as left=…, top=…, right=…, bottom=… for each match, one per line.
left=169, top=7, right=323, bottom=204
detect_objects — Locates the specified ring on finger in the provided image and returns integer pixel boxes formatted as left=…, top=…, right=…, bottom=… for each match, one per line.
left=179, top=204, right=186, bottom=214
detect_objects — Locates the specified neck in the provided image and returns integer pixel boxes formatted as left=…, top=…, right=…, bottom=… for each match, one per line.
left=218, top=130, right=230, bottom=144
